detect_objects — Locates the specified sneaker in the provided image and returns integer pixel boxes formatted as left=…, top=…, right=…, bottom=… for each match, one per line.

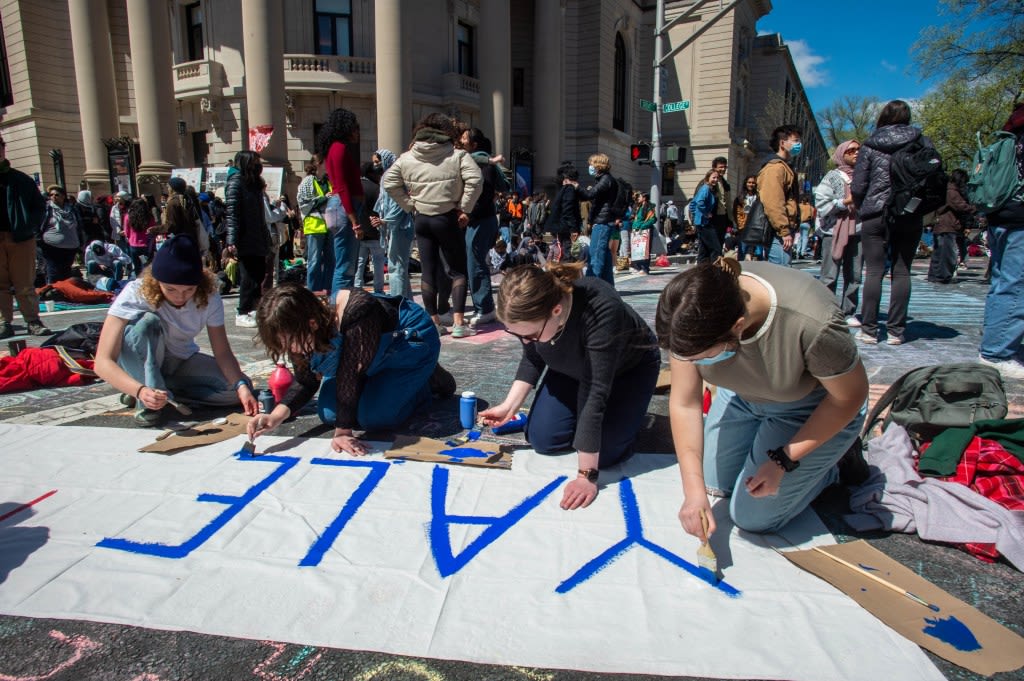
left=886, top=336, right=904, bottom=346
left=855, top=331, right=877, bottom=345
left=469, top=311, right=497, bottom=329
left=978, top=355, right=1024, bottom=381
left=27, top=321, right=52, bottom=336
left=428, top=363, right=457, bottom=398
left=235, top=312, right=257, bottom=328
left=845, top=316, right=862, bottom=328
left=0, top=321, right=12, bottom=340
left=437, top=312, right=454, bottom=326
left=120, top=393, right=137, bottom=409
left=435, top=323, right=449, bottom=337
left=451, top=324, right=476, bottom=339
left=134, top=408, right=164, bottom=428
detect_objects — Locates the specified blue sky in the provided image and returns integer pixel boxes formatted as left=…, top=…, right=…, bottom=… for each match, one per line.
left=756, top=2, right=959, bottom=113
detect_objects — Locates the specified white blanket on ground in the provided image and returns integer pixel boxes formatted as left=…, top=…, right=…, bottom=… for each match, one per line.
left=0, top=424, right=943, bottom=681
left=846, top=425, right=1024, bottom=570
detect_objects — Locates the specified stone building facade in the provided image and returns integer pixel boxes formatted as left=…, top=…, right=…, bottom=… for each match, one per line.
left=0, top=0, right=826, bottom=205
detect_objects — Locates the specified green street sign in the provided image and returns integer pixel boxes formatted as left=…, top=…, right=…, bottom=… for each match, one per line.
left=640, top=99, right=657, bottom=113
left=663, top=100, right=691, bottom=113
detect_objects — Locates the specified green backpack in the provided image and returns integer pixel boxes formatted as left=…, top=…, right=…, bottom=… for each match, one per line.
left=863, top=363, right=1008, bottom=442
left=967, top=131, right=1024, bottom=213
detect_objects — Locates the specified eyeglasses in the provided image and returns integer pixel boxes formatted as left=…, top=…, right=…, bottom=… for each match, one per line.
left=504, top=316, right=551, bottom=344
left=844, top=148, right=860, bottom=154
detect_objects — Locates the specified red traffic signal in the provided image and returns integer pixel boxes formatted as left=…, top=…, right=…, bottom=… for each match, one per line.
left=630, top=143, right=651, bottom=163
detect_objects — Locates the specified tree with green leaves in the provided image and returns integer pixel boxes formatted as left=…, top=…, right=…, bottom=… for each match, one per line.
left=817, top=96, right=881, bottom=149
left=916, top=75, right=1018, bottom=169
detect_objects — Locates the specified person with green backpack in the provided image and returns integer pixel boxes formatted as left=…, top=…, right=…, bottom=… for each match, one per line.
left=977, top=102, right=1024, bottom=380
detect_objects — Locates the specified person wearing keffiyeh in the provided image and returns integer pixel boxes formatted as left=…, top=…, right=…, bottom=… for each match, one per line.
left=814, top=139, right=862, bottom=327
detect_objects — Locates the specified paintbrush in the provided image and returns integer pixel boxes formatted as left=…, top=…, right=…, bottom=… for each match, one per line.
left=165, top=397, right=193, bottom=416
left=811, top=546, right=940, bottom=611
left=240, top=439, right=257, bottom=457
left=697, top=509, right=718, bottom=576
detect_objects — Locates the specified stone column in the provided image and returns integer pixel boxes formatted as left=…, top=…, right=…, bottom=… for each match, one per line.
left=478, top=0, right=511, bottom=158
left=241, top=0, right=288, bottom=165
left=374, top=0, right=411, bottom=154
left=532, top=0, right=563, bottom=192
left=69, top=0, right=121, bottom=192
left=125, top=0, right=177, bottom=183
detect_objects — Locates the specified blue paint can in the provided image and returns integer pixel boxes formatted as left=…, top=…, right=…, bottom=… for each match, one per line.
left=258, top=389, right=275, bottom=414
left=492, top=411, right=528, bottom=435
left=459, top=391, right=477, bottom=430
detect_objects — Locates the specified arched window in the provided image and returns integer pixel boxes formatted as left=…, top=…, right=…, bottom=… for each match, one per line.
left=613, top=33, right=627, bottom=132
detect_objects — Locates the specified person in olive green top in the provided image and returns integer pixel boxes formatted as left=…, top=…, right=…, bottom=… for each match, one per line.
left=656, top=258, right=868, bottom=542
left=0, top=136, right=50, bottom=339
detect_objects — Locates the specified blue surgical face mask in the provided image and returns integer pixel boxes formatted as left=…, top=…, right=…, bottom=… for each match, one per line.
left=789, top=141, right=803, bottom=157
left=588, top=165, right=597, bottom=177
left=692, top=348, right=736, bottom=366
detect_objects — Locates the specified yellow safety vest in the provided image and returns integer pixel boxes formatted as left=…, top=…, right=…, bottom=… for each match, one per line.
left=303, top=177, right=331, bottom=235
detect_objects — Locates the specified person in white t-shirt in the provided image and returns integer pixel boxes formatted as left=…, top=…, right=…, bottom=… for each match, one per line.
left=94, top=234, right=259, bottom=427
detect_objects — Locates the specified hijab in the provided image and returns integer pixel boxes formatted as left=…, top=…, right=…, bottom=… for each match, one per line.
left=832, top=139, right=859, bottom=178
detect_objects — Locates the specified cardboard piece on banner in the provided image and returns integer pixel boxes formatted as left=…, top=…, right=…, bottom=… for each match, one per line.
left=384, top=435, right=513, bottom=469
left=655, top=367, right=671, bottom=393
left=784, top=540, right=1024, bottom=676
left=139, top=413, right=252, bottom=455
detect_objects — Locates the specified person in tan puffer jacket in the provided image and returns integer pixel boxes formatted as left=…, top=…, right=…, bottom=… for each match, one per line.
left=382, top=113, right=482, bottom=338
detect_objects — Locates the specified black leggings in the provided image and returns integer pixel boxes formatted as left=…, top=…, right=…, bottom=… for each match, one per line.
left=860, top=213, right=922, bottom=340
left=415, top=211, right=467, bottom=317
left=237, top=254, right=266, bottom=315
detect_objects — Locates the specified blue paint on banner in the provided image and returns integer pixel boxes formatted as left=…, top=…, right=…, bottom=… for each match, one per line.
left=429, top=465, right=565, bottom=578
left=299, top=459, right=390, bottom=567
left=556, top=478, right=741, bottom=597
left=98, top=454, right=300, bottom=558
left=922, top=615, right=982, bottom=652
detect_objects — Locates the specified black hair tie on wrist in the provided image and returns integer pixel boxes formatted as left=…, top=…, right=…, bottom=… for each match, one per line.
left=767, top=446, right=799, bottom=472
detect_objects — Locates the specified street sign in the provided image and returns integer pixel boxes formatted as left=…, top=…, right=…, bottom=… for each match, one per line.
left=662, top=100, right=690, bottom=113
left=640, top=99, right=657, bottom=113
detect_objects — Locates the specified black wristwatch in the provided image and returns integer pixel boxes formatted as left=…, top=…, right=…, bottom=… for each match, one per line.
left=767, top=446, right=800, bottom=472
left=578, top=468, right=599, bottom=483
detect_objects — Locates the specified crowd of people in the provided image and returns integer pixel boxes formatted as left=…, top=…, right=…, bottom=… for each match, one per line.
left=4, top=96, right=1023, bottom=544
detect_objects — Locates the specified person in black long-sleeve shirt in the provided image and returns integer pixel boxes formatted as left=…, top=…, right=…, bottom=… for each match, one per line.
left=480, top=262, right=660, bottom=510
left=247, top=282, right=450, bottom=454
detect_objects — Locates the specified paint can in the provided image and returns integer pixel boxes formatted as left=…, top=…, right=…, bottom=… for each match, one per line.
left=258, top=389, right=275, bottom=414
left=459, top=391, right=477, bottom=430
left=7, top=340, right=26, bottom=357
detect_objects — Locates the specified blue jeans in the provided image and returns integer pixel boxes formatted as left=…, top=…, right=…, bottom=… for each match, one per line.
left=767, top=235, right=792, bottom=267
left=703, top=386, right=865, bottom=533
left=117, top=312, right=244, bottom=407
left=317, top=296, right=440, bottom=429
left=980, top=225, right=1024, bottom=361
left=355, top=239, right=386, bottom=293
left=796, top=223, right=810, bottom=256
left=587, top=223, right=615, bottom=287
left=305, top=232, right=334, bottom=293
left=466, top=215, right=499, bottom=315
left=386, top=225, right=414, bottom=300
left=330, top=205, right=360, bottom=296
left=526, top=346, right=660, bottom=468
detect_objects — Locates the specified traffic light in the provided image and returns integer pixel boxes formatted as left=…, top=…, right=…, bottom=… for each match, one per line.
left=630, top=143, right=651, bottom=163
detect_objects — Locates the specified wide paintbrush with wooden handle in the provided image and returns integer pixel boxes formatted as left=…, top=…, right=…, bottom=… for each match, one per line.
left=697, top=508, right=718, bottom=576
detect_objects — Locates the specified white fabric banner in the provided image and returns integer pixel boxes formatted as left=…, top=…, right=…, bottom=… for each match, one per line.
left=0, top=425, right=943, bottom=680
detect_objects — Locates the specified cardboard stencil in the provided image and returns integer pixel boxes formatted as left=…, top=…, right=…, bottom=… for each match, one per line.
left=784, top=540, right=1024, bottom=676
left=138, top=413, right=252, bottom=454
left=384, top=435, right=513, bottom=469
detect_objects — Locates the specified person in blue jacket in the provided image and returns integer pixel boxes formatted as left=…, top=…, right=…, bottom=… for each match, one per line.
left=691, top=169, right=721, bottom=263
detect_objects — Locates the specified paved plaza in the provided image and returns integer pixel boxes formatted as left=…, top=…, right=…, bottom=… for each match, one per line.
left=0, top=255, right=1021, bottom=681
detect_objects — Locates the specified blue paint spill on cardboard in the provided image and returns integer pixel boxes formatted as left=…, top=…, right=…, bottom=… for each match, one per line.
left=922, top=615, right=982, bottom=652
left=439, top=447, right=492, bottom=458
left=858, top=563, right=879, bottom=571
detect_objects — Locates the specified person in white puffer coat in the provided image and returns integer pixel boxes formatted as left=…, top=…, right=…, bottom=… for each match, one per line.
left=381, top=113, right=482, bottom=338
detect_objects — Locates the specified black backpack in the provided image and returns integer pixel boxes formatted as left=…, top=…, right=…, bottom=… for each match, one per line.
left=887, top=138, right=948, bottom=218
left=610, top=176, right=632, bottom=220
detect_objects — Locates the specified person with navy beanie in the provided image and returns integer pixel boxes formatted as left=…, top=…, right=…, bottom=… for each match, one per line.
left=94, top=234, right=259, bottom=427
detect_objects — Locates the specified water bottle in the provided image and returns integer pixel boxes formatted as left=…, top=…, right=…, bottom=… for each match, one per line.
left=268, top=361, right=294, bottom=403
left=459, top=391, right=477, bottom=430
left=258, top=389, right=275, bottom=414
left=492, top=412, right=528, bottom=435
